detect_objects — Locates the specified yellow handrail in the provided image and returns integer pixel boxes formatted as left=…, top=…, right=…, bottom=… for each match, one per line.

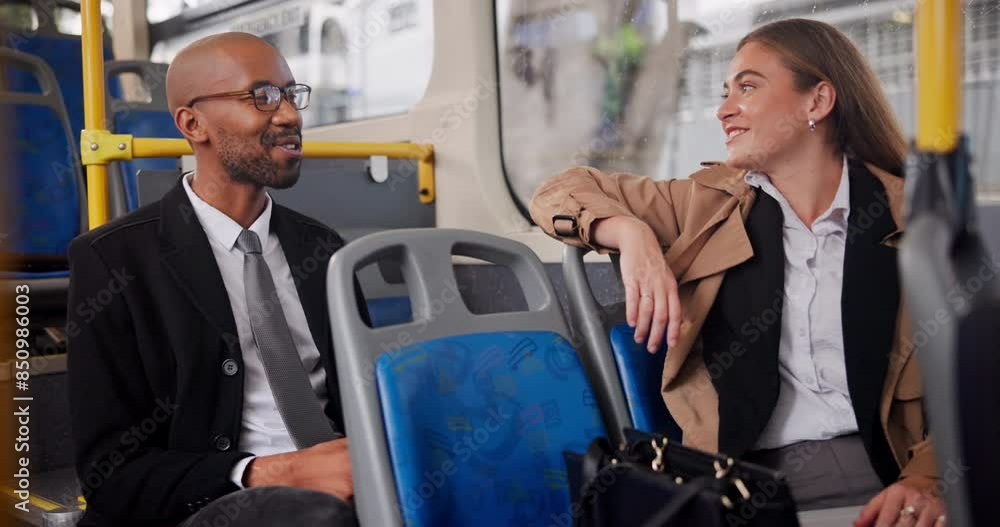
left=80, top=134, right=436, bottom=204
left=79, top=1, right=435, bottom=230
left=915, top=0, right=962, bottom=153
left=81, top=0, right=110, bottom=229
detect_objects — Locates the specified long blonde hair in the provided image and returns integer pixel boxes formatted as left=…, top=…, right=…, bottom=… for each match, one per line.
left=739, top=18, right=907, bottom=176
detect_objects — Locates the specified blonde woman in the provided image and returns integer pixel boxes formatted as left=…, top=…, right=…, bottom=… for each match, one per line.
left=531, top=19, right=945, bottom=527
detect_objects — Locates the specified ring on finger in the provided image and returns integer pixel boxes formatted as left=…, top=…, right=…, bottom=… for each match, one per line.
left=640, top=293, right=652, bottom=299
left=900, top=505, right=917, bottom=517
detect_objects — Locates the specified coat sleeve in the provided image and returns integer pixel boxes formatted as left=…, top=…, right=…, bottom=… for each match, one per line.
left=898, top=436, right=939, bottom=487
left=528, top=165, right=689, bottom=253
left=67, top=236, right=252, bottom=524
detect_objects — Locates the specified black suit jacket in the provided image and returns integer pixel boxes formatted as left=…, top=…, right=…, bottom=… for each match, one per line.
left=66, top=179, right=363, bottom=526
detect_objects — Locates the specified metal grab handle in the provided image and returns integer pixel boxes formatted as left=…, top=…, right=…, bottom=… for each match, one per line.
left=105, top=60, right=170, bottom=109
left=328, top=228, right=566, bottom=339
left=900, top=147, right=990, bottom=527
left=563, top=245, right=632, bottom=443
left=0, top=47, right=62, bottom=103
left=899, top=216, right=974, bottom=527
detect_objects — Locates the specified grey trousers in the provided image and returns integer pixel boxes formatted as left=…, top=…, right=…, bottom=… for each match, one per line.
left=742, top=433, right=885, bottom=511
left=177, top=487, right=357, bottom=527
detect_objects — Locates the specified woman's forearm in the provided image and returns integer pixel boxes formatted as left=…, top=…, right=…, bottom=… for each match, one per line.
left=591, top=215, right=659, bottom=252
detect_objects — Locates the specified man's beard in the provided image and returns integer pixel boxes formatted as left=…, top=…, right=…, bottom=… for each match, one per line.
left=216, top=127, right=301, bottom=189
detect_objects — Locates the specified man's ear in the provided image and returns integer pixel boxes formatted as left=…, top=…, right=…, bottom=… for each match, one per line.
left=807, top=80, right=837, bottom=124
left=174, top=107, right=209, bottom=145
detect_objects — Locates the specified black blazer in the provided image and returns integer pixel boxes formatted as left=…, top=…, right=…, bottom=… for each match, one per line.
left=66, top=178, right=363, bottom=526
left=702, top=161, right=902, bottom=484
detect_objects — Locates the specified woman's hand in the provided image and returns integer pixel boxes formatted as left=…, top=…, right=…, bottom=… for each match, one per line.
left=854, top=479, right=946, bottom=527
left=593, top=216, right=682, bottom=352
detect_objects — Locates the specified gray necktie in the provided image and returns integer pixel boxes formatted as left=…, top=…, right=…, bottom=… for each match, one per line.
left=237, top=229, right=338, bottom=448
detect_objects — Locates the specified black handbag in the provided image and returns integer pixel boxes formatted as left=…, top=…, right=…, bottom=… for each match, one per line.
left=563, top=429, right=801, bottom=527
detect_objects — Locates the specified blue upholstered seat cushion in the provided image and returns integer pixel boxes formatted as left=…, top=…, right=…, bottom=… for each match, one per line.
left=608, top=323, right=682, bottom=439
left=111, top=109, right=182, bottom=211
left=3, top=103, right=80, bottom=257
left=366, top=296, right=413, bottom=328
left=376, top=330, right=606, bottom=526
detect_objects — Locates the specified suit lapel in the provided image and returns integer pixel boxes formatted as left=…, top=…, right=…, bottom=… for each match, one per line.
left=158, top=179, right=239, bottom=346
left=841, top=161, right=902, bottom=483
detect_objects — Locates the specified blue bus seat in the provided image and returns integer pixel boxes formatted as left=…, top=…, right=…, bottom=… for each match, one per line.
left=327, top=229, right=606, bottom=527
left=562, top=245, right=682, bottom=442
left=105, top=61, right=181, bottom=214
left=0, top=47, right=85, bottom=325
left=378, top=330, right=601, bottom=526
left=1, top=47, right=84, bottom=273
left=608, top=323, right=684, bottom=438
left=8, top=32, right=120, bottom=147
left=354, top=251, right=415, bottom=328
left=366, top=296, right=413, bottom=327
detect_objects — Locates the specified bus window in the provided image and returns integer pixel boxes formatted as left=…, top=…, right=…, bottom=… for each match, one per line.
left=0, top=4, right=40, bottom=32
left=149, top=0, right=434, bottom=128
left=0, top=1, right=112, bottom=35
left=495, top=0, right=1000, bottom=217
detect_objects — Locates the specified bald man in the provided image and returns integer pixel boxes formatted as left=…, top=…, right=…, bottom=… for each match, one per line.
left=66, top=33, right=363, bottom=526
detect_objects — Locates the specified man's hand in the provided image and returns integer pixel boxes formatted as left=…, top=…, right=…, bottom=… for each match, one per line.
left=854, top=479, right=946, bottom=527
left=244, top=438, right=353, bottom=501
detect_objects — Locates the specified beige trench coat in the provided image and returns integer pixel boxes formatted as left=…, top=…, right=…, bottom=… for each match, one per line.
left=529, top=161, right=938, bottom=489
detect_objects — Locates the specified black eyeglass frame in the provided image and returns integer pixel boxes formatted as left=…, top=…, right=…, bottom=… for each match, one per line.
left=186, top=83, right=312, bottom=112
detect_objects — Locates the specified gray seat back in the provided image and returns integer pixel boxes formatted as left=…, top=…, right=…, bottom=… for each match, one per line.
left=900, top=150, right=998, bottom=527
left=562, top=245, right=632, bottom=443
left=104, top=60, right=178, bottom=217
left=326, top=228, right=572, bottom=527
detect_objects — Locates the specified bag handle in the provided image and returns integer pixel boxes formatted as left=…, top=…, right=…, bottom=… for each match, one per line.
left=639, top=476, right=713, bottom=527
left=581, top=437, right=614, bottom=489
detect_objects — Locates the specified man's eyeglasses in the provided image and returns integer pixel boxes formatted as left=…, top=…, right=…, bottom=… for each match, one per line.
left=187, top=84, right=311, bottom=112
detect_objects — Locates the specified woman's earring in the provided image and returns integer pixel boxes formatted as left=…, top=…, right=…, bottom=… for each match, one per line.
left=808, top=118, right=817, bottom=131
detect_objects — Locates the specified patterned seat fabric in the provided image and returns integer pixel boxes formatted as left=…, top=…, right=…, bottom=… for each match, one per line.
left=12, top=35, right=119, bottom=142
left=376, top=330, right=606, bottom=526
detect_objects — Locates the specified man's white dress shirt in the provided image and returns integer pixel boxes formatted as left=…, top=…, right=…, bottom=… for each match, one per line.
left=182, top=174, right=329, bottom=487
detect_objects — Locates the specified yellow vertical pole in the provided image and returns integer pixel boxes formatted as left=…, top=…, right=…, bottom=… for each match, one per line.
left=81, top=0, right=110, bottom=229
left=915, top=0, right=962, bottom=153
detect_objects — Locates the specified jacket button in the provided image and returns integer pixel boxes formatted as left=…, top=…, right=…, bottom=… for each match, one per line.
left=221, top=359, right=239, bottom=376
left=213, top=435, right=232, bottom=451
